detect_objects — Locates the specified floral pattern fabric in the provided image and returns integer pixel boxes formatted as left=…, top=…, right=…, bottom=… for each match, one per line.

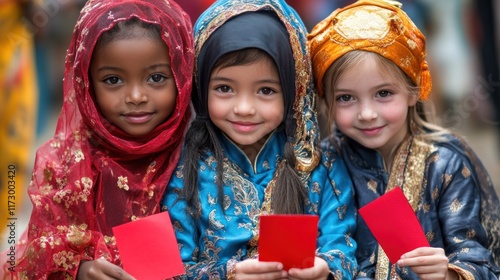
left=12, top=0, right=194, bottom=278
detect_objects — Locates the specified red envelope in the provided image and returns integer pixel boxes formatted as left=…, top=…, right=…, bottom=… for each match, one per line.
left=112, top=211, right=185, bottom=279
left=258, top=214, right=318, bottom=270
left=358, top=187, right=429, bottom=263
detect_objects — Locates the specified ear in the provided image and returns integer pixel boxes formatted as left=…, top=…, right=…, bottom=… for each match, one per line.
left=408, top=93, right=419, bottom=107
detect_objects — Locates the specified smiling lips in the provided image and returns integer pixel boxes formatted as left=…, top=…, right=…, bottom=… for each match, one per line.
left=123, top=112, right=154, bottom=124
left=359, top=126, right=384, bottom=136
left=231, top=121, right=259, bottom=133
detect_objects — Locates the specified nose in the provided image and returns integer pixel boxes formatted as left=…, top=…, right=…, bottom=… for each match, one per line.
left=358, top=101, right=378, bottom=121
left=125, top=85, right=148, bottom=105
left=233, top=94, right=256, bottom=116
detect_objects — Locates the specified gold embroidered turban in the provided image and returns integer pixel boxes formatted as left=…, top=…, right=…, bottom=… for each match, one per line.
left=308, top=0, right=432, bottom=100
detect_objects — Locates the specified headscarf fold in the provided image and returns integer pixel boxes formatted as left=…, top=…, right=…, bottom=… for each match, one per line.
left=308, top=0, right=432, bottom=100
left=14, top=0, right=194, bottom=277
left=193, top=0, right=320, bottom=172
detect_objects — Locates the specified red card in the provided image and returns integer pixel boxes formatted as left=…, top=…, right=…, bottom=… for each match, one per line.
left=112, top=211, right=185, bottom=279
left=358, top=187, right=429, bottom=263
left=258, top=214, right=318, bottom=270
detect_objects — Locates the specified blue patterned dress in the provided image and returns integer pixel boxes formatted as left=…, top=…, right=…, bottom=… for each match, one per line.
left=164, top=132, right=357, bottom=279
left=331, top=133, right=500, bottom=279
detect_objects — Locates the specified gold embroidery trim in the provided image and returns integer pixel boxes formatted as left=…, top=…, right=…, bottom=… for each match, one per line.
left=448, top=263, right=474, bottom=280
left=376, top=136, right=435, bottom=277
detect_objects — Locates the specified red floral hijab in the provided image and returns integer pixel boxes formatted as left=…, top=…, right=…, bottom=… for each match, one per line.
left=14, top=0, right=193, bottom=278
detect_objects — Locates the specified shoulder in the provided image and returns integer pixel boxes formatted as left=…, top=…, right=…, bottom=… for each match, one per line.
left=312, top=139, right=352, bottom=184
left=418, top=134, right=490, bottom=184
left=319, top=137, right=339, bottom=158
left=318, top=138, right=344, bottom=169
left=424, top=133, right=479, bottom=165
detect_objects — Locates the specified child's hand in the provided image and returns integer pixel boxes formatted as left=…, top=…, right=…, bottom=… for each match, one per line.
left=235, top=259, right=288, bottom=279
left=397, top=247, right=458, bottom=280
left=287, top=257, right=330, bottom=280
left=77, top=258, right=136, bottom=280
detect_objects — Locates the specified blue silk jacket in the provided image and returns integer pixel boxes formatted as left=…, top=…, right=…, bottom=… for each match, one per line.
left=332, top=133, right=500, bottom=280
left=163, top=132, right=358, bottom=279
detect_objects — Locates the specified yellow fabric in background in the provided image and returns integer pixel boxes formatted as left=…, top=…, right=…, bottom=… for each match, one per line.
left=0, top=0, right=38, bottom=249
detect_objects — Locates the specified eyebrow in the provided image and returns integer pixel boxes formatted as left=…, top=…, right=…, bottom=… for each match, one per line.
left=335, top=82, right=395, bottom=92
left=147, top=63, right=171, bottom=70
left=95, top=63, right=171, bottom=72
left=210, top=76, right=281, bottom=85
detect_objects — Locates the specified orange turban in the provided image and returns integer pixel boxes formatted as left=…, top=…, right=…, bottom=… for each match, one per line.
left=308, top=0, right=431, bottom=100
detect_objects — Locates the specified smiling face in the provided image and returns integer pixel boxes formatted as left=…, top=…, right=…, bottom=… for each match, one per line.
left=330, top=53, right=418, bottom=160
left=90, top=29, right=177, bottom=138
left=208, top=54, right=284, bottom=150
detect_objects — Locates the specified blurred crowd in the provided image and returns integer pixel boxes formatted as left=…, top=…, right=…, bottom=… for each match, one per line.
left=1, top=0, right=500, bottom=248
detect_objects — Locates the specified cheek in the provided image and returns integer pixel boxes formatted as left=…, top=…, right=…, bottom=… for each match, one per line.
left=160, top=91, right=177, bottom=115
left=383, top=106, right=409, bottom=124
left=94, top=91, right=113, bottom=115
left=207, top=95, right=226, bottom=120
left=333, top=108, right=352, bottom=131
left=268, top=110, right=284, bottom=126
left=264, top=101, right=284, bottom=125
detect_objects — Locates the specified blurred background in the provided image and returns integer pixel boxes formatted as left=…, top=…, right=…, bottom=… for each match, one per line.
left=2, top=0, right=500, bottom=250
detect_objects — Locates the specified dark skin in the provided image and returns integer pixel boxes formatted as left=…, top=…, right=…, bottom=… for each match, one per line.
left=77, top=259, right=135, bottom=280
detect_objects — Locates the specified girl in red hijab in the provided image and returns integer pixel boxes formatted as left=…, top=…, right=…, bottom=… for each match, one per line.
left=9, top=0, right=194, bottom=278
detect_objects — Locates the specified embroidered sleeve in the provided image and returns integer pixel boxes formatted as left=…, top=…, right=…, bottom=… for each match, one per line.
left=313, top=148, right=358, bottom=280
left=430, top=149, right=498, bottom=278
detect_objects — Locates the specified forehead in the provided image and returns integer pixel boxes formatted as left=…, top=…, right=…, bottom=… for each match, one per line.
left=211, top=57, right=279, bottom=80
left=90, top=36, right=171, bottom=72
left=332, top=53, right=407, bottom=94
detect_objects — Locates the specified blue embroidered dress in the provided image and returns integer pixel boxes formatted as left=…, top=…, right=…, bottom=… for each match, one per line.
left=333, top=133, right=500, bottom=279
left=164, top=132, right=357, bottom=279
left=161, top=0, right=357, bottom=279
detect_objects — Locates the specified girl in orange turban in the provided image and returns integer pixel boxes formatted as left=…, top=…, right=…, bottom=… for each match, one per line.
left=308, top=0, right=500, bottom=279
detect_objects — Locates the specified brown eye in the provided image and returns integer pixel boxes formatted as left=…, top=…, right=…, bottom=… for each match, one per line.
left=149, top=74, right=166, bottom=83
left=377, top=90, right=391, bottom=98
left=259, top=87, right=276, bottom=96
left=104, top=76, right=121, bottom=85
left=215, top=85, right=231, bottom=93
left=336, top=94, right=353, bottom=102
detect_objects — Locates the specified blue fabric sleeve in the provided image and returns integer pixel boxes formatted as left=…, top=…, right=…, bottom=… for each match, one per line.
left=431, top=150, right=498, bottom=279
left=314, top=146, right=358, bottom=279
left=162, top=163, right=232, bottom=279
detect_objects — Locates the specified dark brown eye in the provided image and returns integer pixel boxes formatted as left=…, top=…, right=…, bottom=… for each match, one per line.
left=336, top=94, right=353, bottom=102
left=104, top=76, right=121, bottom=85
left=149, top=74, right=166, bottom=83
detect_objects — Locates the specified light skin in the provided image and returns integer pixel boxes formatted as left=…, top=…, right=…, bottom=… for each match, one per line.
left=79, top=30, right=176, bottom=279
left=286, top=257, right=330, bottom=280
left=208, top=56, right=284, bottom=163
left=235, top=257, right=330, bottom=280
left=331, top=55, right=417, bottom=170
left=209, top=55, right=330, bottom=279
left=397, top=248, right=458, bottom=280
left=329, top=54, right=457, bottom=280
left=90, top=33, right=177, bottom=138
